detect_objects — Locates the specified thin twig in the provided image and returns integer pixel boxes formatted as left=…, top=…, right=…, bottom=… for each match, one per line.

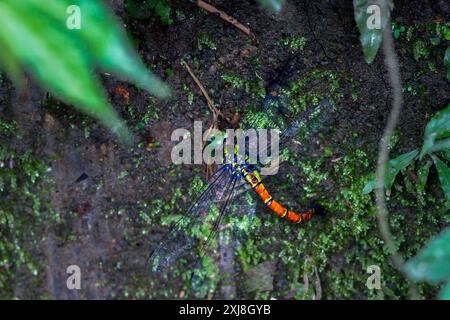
left=374, top=0, right=419, bottom=299
left=181, top=60, right=227, bottom=179
left=181, top=60, right=227, bottom=121
left=313, top=266, right=322, bottom=300
left=196, top=0, right=254, bottom=38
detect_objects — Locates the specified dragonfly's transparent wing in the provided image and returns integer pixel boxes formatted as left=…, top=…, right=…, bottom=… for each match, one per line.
left=189, top=174, right=253, bottom=297
left=194, top=173, right=240, bottom=262
left=277, top=99, right=332, bottom=146
left=148, top=166, right=242, bottom=273
left=149, top=166, right=227, bottom=271
left=254, top=99, right=333, bottom=172
left=241, top=92, right=290, bottom=133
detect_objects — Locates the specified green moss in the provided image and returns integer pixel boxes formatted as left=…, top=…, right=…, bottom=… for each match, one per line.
left=277, top=36, right=307, bottom=53
left=197, top=32, right=216, bottom=51
left=0, top=118, right=57, bottom=298
left=398, top=20, right=449, bottom=75
left=413, top=40, right=430, bottom=61
left=10, top=16, right=441, bottom=299
left=221, top=73, right=265, bottom=100
left=143, top=98, right=160, bottom=123
left=182, top=84, right=194, bottom=105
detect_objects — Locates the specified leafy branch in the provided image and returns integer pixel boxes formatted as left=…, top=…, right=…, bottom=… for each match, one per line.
left=0, top=0, right=170, bottom=143
left=364, top=104, right=450, bottom=207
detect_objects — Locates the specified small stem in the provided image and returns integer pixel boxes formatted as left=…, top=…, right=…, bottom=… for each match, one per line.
left=196, top=0, right=254, bottom=38
left=374, top=0, right=420, bottom=300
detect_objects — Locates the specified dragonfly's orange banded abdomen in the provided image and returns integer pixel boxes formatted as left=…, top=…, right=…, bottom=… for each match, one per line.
left=242, top=168, right=316, bottom=224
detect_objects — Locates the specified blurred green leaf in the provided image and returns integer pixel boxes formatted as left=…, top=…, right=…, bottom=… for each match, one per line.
left=26, top=0, right=170, bottom=98
left=0, top=42, right=22, bottom=87
left=440, top=282, right=450, bottom=300
left=0, top=0, right=170, bottom=143
left=433, top=156, right=450, bottom=203
left=0, top=1, right=128, bottom=140
left=353, top=0, right=393, bottom=64
left=417, top=160, right=432, bottom=194
left=428, top=138, right=450, bottom=154
left=405, top=158, right=450, bottom=300
left=393, top=29, right=400, bottom=39
left=362, top=177, right=376, bottom=194
left=78, top=0, right=170, bottom=97
left=420, top=104, right=450, bottom=158
left=362, top=149, right=418, bottom=194
left=444, top=149, right=450, bottom=161
left=258, top=0, right=285, bottom=13
left=385, top=149, right=419, bottom=190
left=443, top=24, right=450, bottom=41
left=405, top=227, right=450, bottom=283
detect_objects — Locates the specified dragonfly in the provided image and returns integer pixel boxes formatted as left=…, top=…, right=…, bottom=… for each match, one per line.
left=148, top=88, right=328, bottom=274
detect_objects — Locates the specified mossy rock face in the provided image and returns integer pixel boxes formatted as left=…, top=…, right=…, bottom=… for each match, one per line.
left=0, top=1, right=448, bottom=299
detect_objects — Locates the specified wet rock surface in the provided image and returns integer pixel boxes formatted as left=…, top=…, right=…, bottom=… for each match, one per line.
left=0, top=0, right=448, bottom=299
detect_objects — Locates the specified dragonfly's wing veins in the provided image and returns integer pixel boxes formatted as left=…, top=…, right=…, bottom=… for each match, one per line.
left=188, top=174, right=241, bottom=296
left=197, top=173, right=239, bottom=260
left=149, top=166, right=240, bottom=272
